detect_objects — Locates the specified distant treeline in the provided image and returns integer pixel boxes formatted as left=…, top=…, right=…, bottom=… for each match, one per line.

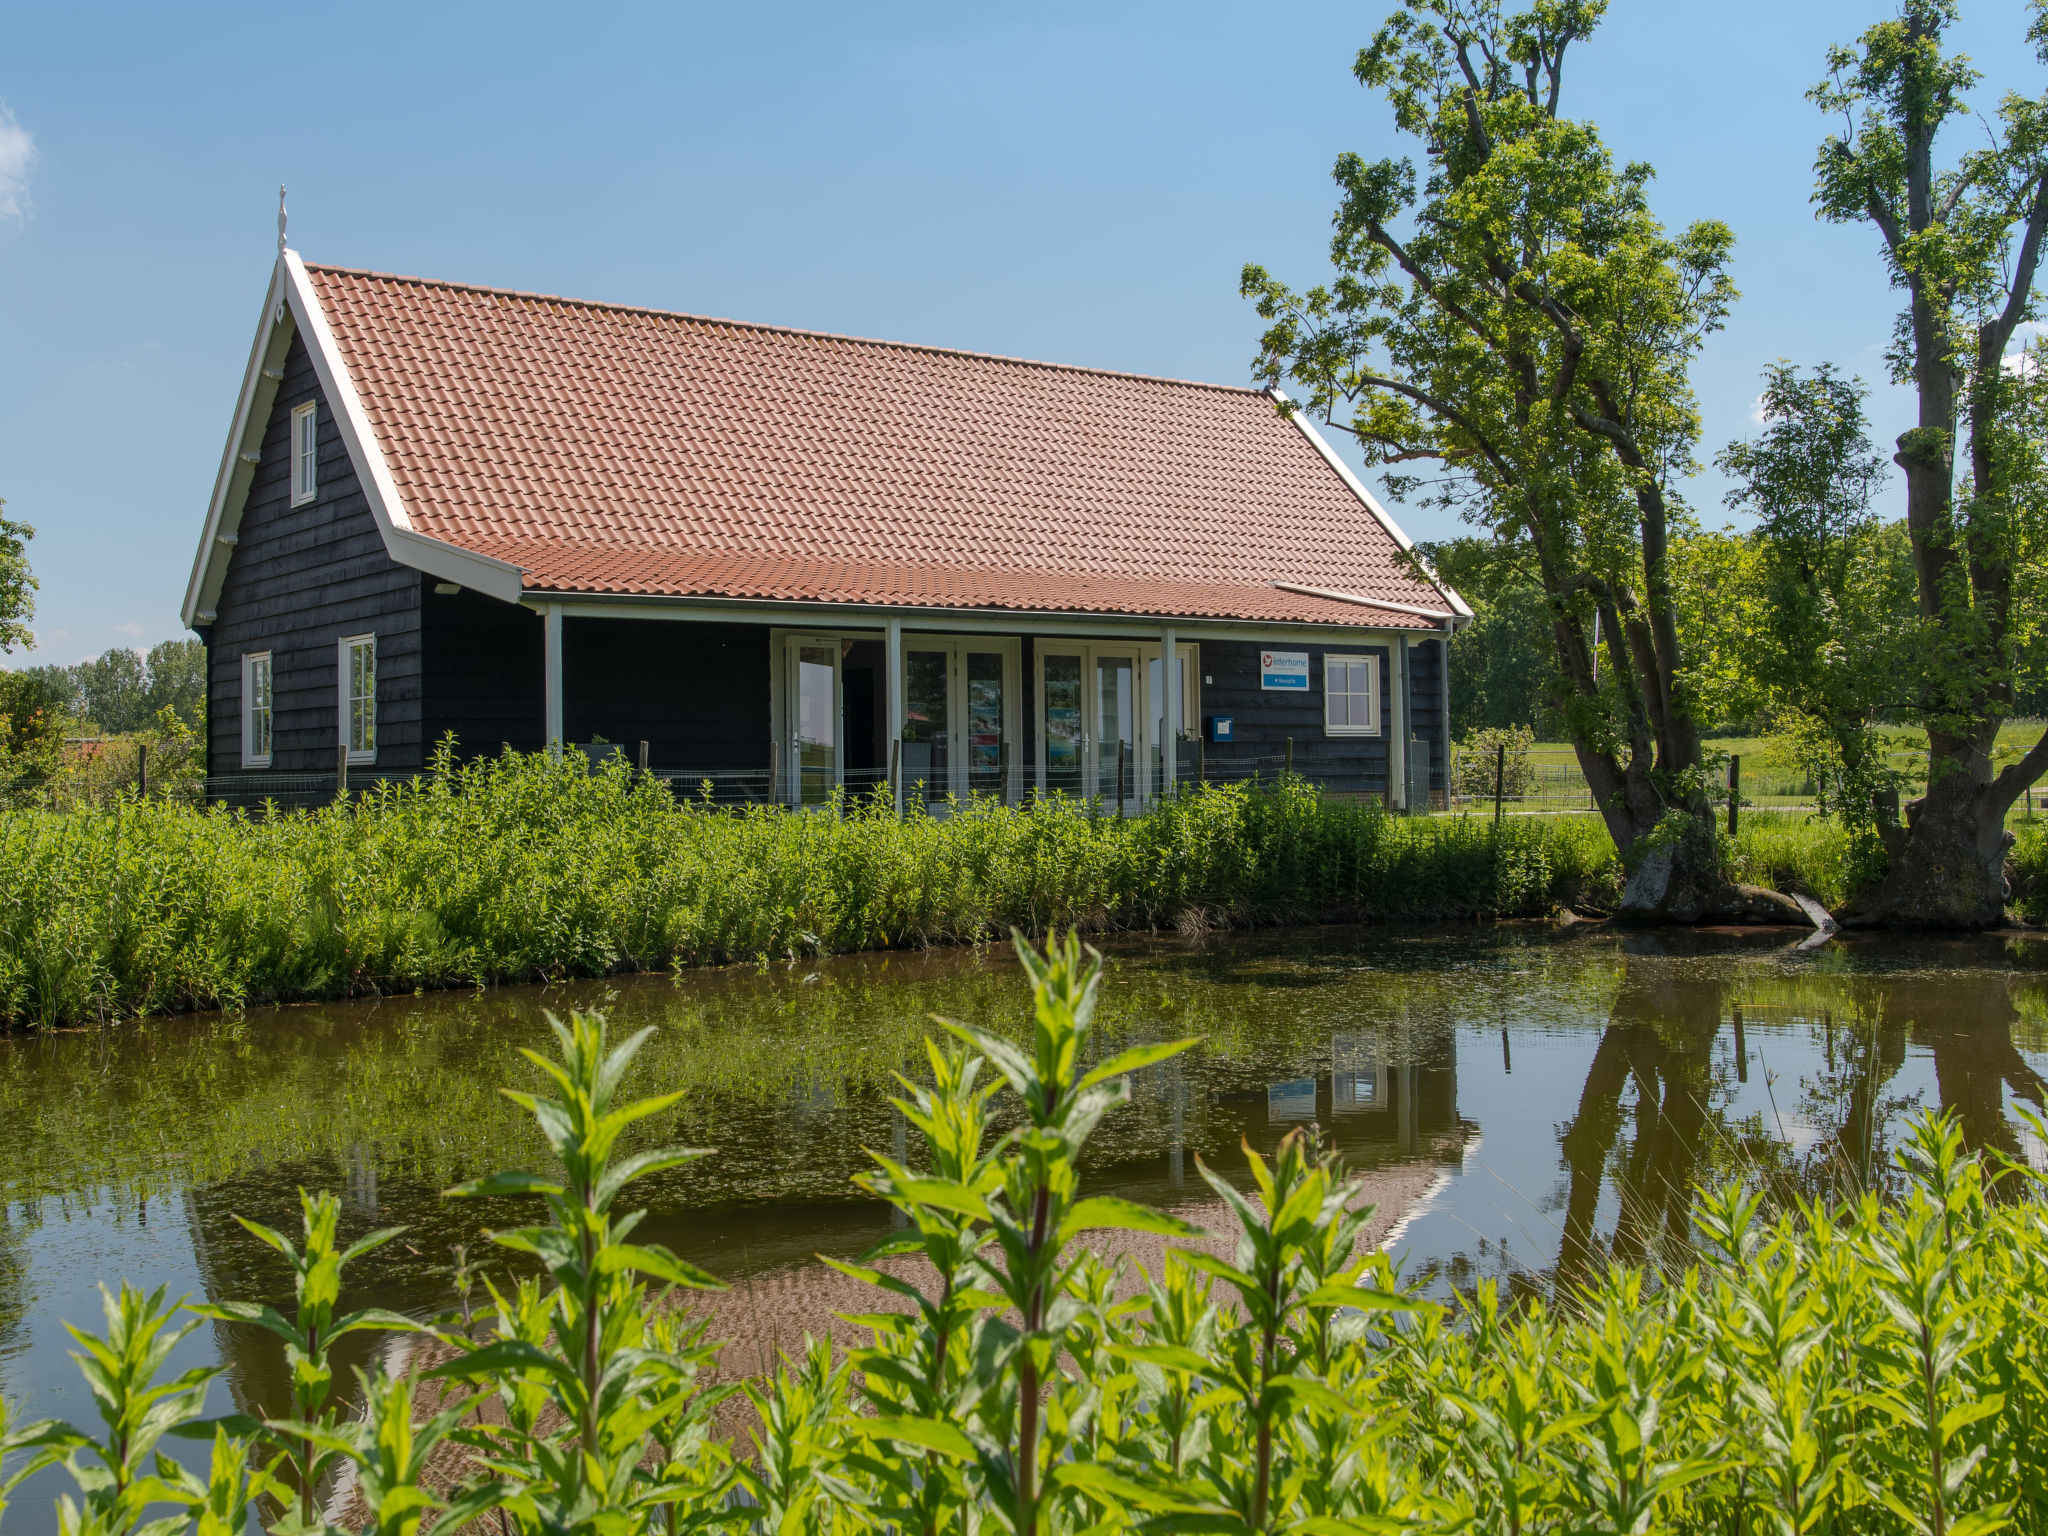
left=16, top=636, right=206, bottom=735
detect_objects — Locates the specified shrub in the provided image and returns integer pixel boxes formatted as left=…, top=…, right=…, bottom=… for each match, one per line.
left=5, top=937, right=2046, bottom=1535
left=0, top=748, right=1628, bottom=1030
left=1452, top=723, right=1538, bottom=800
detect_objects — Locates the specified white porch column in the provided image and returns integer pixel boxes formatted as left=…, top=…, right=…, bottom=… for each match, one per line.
left=544, top=602, right=564, bottom=758
left=1388, top=638, right=1409, bottom=811
left=885, top=618, right=904, bottom=815
left=1161, top=624, right=1178, bottom=800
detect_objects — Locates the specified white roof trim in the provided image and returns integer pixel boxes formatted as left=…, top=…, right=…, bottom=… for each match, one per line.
left=1269, top=388, right=1474, bottom=620
left=182, top=252, right=526, bottom=629
left=1270, top=581, right=1457, bottom=624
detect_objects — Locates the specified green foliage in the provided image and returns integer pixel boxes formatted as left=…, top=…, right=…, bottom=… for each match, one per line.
left=0, top=504, right=34, bottom=658
left=10, top=946, right=2048, bottom=1536
left=1453, top=724, right=1538, bottom=799
left=1423, top=539, right=1559, bottom=735
left=0, top=747, right=1625, bottom=1030
left=0, top=668, right=65, bottom=808
left=1244, top=0, right=1740, bottom=860
left=32, top=641, right=207, bottom=738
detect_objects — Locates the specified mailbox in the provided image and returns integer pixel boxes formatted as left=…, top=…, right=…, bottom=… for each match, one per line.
left=1204, top=714, right=1234, bottom=743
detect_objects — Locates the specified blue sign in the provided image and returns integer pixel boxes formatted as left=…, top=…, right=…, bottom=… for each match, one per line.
left=1260, top=650, right=1310, bottom=691
left=1205, top=714, right=1234, bottom=743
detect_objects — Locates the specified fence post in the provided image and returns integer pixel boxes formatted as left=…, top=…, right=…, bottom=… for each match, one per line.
left=1197, top=737, right=1206, bottom=787
left=769, top=740, right=780, bottom=807
left=1494, top=743, right=1505, bottom=829
left=336, top=742, right=349, bottom=804
left=138, top=741, right=149, bottom=800
left=1116, top=738, right=1127, bottom=818
left=890, top=738, right=902, bottom=818
left=637, top=740, right=650, bottom=781
left=1285, top=736, right=1294, bottom=778
left=1728, top=754, right=1741, bottom=838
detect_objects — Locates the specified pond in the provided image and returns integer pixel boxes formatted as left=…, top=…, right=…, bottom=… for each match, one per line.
left=2, top=923, right=2046, bottom=1533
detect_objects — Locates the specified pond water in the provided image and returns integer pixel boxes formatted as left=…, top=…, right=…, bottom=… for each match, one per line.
left=3, top=923, right=2046, bottom=1532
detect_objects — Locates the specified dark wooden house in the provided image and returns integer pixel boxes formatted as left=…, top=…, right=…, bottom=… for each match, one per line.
left=183, top=252, right=1468, bottom=809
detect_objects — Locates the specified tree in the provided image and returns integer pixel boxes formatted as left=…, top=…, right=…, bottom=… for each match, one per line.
left=1716, top=363, right=1920, bottom=863
left=0, top=500, right=35, bottom=656
left=72, top=647, right=146, bottom=734
left=141, top=639, right=205, bottom=733
left=1242, top=0, right=1799, bottom=921
left=1811, top=0, right=2048, bottom=925
left=1423, top=537, right=1561, bottom=735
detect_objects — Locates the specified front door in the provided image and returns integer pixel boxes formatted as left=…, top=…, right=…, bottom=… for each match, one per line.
left=1036, top=646, right=1138, bottom=809
left=788, top=638, right=840, bottom=807
left=900, top=640, right=1016, bottom=805
left=1037, top=642, right=1199, bottom=807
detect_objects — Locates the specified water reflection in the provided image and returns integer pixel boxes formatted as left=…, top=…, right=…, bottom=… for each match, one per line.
left=4, top=927, right=2048, bottom=1536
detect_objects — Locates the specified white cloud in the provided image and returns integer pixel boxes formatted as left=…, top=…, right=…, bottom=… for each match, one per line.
left=1747, top=393, right=1768, bottom=427
left=0, top=102, right=33, bottom=224
left=111, top=621, right=144, bottom=638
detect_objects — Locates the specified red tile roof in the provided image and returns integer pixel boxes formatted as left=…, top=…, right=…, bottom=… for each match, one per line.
left=304, top=264, right=1455, bottom=629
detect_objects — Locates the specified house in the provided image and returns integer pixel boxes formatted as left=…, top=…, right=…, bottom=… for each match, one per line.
left=182, top=250, right=1468, bottom=810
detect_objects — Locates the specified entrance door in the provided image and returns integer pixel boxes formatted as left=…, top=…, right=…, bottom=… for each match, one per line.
left=900, top=640, right=1016, bottom=805
left=789, top=639, right=840, bottom=807
left=1036, top=642, right=1199, bottom=806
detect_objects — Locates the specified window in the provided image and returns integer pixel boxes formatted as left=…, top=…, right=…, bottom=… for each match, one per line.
left=1324, top=654, right=1380, bottom=736
left=242, top=652, right=273, bottom=767
left=291, top=401, right=318, bottom=505
left=339, top=634, right=376, bottom=762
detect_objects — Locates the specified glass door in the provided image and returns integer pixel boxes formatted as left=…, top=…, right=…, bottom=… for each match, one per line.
left=964, top=650, right=1007, bottom=797
left=1095, top=652, right=1137, bottom=811
left=901, top=647, right=951, bottom=807
left=1147, top=644, right=1198, bottom=797
left=790, top=641, right=840, bottom=807
left=1042, top=653, right=1085, bottom=798
left=895, top=639, right=1018, bottom=806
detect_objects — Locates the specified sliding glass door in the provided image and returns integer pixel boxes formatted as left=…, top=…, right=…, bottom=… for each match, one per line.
left=901, top=640, right=1015, bottom=805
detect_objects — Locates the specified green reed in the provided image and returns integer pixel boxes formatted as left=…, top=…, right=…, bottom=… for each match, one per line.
left=4, top=932, right=2045, bottom=1536
left=0, top=743, right=1626, bottom=1030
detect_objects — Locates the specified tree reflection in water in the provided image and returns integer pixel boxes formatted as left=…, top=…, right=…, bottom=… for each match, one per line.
left=1554, top=937, right=2048, bottom=1302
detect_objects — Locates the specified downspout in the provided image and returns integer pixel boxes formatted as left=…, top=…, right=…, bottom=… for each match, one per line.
left=885, top=618, right=904, bottom=816
left=1388, top=638, right=1408, bottom=812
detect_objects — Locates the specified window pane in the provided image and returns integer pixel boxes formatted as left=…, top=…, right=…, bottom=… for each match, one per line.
left=349, top=640, right=376, bottom=754
left=967, top=652, right=1004, bottom=795
left=1043, top=655, right=1082, bottom=796
left=797, top=645, right=835, bottom=805
left=902, top=650, right=949, bottom=804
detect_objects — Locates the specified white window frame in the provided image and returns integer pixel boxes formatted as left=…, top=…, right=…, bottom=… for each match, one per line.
left=339, top=633, right=376, bottom=764
left=1323, top=653, right=1381, bottom=738
left=241, top=651, right=273, bottom=767
left=291, top=401, right=319, bottom=506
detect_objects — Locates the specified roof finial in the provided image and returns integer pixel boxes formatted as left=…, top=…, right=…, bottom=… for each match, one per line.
left=277, top=184, right=288, bottom=256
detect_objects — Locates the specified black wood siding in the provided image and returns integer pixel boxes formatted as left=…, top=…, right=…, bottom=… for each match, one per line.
left=1193, top=639, right=1392, bottom=796
left=1407, top=637, right=1448, bottom=797
left=561, top=618, right=771, bottom=770
left=421, top=587, right=545, bottom=756
left=207, top=332, right=423, bottom=775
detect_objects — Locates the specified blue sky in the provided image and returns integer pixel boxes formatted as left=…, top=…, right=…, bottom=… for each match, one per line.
left=0, top=1, right=2039, bottom=665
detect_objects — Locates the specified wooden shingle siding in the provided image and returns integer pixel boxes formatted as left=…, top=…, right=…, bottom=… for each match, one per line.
left=207, top=331, right=423, bottom=775
left=561, top=618, right=771, bottom=770
left=1407, top=637, right=1447, bottom=794
left=1195, top=639, right=1390, bottom=796
left=422, top=587, right=545, bottom=756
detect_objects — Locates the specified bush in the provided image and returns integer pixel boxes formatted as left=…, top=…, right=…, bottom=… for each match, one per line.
left=7, top=938, right=2045, bottom=1535
left=1452, top=723, right=1538, bottom=799
left=0, top=747, right=1627, bottom=1029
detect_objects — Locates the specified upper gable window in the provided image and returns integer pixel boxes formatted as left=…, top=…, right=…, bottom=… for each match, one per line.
left=291, top=401, right=318, bottom=505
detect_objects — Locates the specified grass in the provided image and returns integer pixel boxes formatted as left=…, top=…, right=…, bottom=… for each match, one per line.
left=0, top=745, right=1628, bottom=1031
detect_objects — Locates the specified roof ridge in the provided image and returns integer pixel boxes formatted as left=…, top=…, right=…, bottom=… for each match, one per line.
left=299, top=257, right=1266, bottom=397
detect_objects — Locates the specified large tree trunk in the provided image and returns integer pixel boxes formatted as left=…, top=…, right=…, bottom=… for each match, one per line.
left=1842, top=733, right=2014, bottom=927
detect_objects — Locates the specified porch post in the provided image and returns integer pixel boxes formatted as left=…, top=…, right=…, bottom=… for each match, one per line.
left=544, top=602, right=564, bottom=758
left=1161, top=623, right=1178, bottom=801
left=885, top=617, right=904, bottom=815
left=1388, top=637, right=1408, bottom=811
